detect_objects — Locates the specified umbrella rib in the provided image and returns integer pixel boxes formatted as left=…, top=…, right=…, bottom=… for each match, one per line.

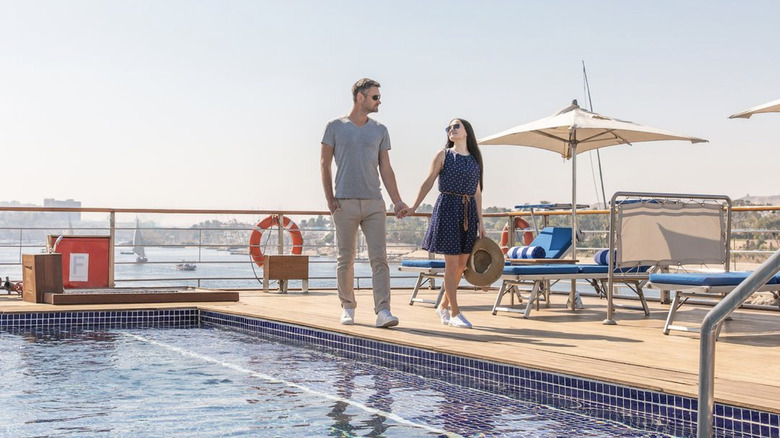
left=533, top=129, right=570, bottom=143
left=578, top=129, right=632, bottom=146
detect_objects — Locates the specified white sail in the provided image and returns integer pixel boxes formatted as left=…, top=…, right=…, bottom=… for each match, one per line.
left=133, top=218, right=147, bottom=261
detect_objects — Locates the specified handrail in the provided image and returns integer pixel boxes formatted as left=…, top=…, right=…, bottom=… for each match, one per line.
left=697, top=247, right=780, bottom=438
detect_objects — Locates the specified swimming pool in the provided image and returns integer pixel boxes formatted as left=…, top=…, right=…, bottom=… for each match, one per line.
left=0, top=309, right=775, bottom=437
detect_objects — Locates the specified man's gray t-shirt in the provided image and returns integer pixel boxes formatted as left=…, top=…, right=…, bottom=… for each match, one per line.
left=321, top=116, right=391, bottom=199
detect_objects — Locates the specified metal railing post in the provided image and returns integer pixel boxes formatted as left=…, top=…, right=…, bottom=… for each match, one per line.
left=508, top=216, right=516, bottom=247
left=277, top=213, right=285, bottom=254
left=697, top=248, right=780, bottom=438
left=109, top=211, right=116, bottom=288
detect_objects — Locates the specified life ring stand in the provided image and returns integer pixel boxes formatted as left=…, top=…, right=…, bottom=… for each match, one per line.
left=248, top=215, right=304, bottom=267
left=499, top=217, right=534, bottom=254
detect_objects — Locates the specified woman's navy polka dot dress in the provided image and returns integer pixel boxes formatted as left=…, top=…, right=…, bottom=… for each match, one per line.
left=422, top=149, right=480, bottom=255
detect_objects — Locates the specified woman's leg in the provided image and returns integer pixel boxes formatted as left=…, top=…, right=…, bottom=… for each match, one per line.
left=442, top=253, right=470, bottom=316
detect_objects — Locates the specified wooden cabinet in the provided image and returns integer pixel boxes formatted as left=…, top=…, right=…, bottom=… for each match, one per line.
left=22, top=254, right=64, bottom=303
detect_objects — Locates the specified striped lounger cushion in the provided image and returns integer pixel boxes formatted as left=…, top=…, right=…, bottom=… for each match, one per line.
left=507, top=246, right=546, bottom=259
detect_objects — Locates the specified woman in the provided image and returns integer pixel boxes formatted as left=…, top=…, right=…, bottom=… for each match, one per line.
left=404, top=118, right=485, bottom=328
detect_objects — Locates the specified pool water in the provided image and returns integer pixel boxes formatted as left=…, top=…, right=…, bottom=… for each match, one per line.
left=0, top=327, right=673, bottom=437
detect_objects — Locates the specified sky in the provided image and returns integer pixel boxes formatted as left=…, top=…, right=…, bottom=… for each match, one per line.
left=2, top=1, right=779, bottom=213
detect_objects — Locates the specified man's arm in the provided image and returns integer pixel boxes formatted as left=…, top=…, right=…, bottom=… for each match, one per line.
left=378, top=149, right=408, bottom=218
left=320, top=143, right=340, bottom=213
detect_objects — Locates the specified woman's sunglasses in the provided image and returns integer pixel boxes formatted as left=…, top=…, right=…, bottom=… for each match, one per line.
left=445, top=123, right=461, bottom=133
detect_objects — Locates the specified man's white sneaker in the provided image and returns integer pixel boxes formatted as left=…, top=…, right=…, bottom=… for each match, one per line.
left=340, top=308, right=355, bottom=325
left=448, top=313, right=472, bottom=329
left=375, top=309, right=399, bottom=328
left=435, top=307, right=451, bottom=325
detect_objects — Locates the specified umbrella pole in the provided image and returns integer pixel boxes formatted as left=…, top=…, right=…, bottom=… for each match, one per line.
left=571, top=143, right=577, bottom=260
left=570, top=142, right=578, bottom=310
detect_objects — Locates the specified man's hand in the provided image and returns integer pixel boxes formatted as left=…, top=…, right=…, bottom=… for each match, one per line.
left=328, top=199, right=341, bottom=214
left=394, top=201, right=409, bottom=219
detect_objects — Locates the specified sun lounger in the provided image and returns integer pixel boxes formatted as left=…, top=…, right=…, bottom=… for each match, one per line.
left=495, top=222, right=658, bottom=318
left=648, top=271, right=780, bottom=335
left=576, top=264, right=653, bottom=315
left=493, top=264, right=581, bottom=317
left=403, top=226, right=574, bottom=308
left=609, top=191, right=734, bottom=329
left=493, top=227, right=576, bottom=317
left=399, top=259, right=446, bottom=306
left=497, top=193, right=735, bottom=324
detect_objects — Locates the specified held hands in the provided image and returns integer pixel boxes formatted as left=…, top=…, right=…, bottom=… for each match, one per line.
left=394, top=201, right=410, bottom=219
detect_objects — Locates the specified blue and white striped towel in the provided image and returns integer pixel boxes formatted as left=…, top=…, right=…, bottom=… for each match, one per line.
left=507, top=246, right=546, bottom=259
left=594, top=249, right=615, bottom=265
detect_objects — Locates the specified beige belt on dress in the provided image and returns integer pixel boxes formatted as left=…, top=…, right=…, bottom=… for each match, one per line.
left=441, top=191, right=474, bottom=231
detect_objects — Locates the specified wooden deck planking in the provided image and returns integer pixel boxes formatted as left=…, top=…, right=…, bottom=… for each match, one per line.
left=1, top=287, right=778, bottom=414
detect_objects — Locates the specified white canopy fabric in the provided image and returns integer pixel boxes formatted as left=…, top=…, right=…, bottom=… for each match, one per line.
left=479, top=101, right=708, bottom=158
left=728, top=98, right=780, bottom=119
left=477, top=100, right=707, bottom=259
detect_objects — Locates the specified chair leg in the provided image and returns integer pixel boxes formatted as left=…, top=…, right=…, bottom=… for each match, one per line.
left=664, top=291, right=682, bottom=335
left=545, top=280, right=552, bottom=308
left=493, top=282, right=508, bottom=315
left=636, top=284, right=650, bottom=316
left=434, top=283, right=445, bottom=308
left=408, top=273, right=426, bottom=305
left=524, top=282, right=541, bottom=319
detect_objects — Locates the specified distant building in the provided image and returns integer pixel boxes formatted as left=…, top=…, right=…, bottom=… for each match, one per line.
left=44, top=198, right=82, bottom=223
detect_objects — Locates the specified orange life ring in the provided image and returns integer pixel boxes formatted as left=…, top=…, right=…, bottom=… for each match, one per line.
left=499, top=217, right=534, bottom=254
left=248, top=215, right=304, bottom=267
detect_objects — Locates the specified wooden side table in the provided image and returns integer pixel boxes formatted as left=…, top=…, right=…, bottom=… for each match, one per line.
left=263, top=255, right=309, bottom=293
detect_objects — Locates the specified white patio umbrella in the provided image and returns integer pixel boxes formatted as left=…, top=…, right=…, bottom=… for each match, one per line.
left=478, top=100, right=708, bottom=259
left=728, top=98, right=780, bottom=119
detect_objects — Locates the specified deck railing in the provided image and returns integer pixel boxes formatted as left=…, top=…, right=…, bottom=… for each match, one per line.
left=0, top=205, right=777, bottom=294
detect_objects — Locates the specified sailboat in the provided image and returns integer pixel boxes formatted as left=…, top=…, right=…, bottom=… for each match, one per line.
left=132, top=218, right=148, bottom=263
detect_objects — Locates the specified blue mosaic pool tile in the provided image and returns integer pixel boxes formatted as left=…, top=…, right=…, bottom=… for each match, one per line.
left=0, top=309, right=199, bottom=330
left=197, top=309, right=780, bottom=438
left=12, top=307, right=766, bottom=438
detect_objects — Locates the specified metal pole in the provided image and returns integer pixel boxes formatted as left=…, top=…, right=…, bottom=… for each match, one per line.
left=603, top=194, right=618, bottom=325
left=571, top=142, right=578, bottom=261
left=570, top=141, right=578, bottom=309
left=277, top=214, right=284, bottom=254
left=109, top=212, right=115, bottom=288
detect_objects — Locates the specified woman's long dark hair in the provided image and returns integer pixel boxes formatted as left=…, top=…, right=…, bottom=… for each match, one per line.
left=445, top=118, right=484, bottom=191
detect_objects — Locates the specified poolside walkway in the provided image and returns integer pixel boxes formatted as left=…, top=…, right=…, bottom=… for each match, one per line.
left=2, top=287, right=778, bottom=414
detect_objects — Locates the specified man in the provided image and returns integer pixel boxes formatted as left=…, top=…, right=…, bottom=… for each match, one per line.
left=320, top=78, right=408, bottom=328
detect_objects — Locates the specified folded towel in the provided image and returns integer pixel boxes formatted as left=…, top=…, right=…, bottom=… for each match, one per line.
left=507, top=245, right=546, bottom=259
left=594, top=249, right=615, bottom=265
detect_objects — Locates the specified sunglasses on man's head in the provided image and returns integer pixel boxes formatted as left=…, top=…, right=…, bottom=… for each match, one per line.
left=445, top=123, right=461, bottom=133
left=370, top=94, right=380, bottom=101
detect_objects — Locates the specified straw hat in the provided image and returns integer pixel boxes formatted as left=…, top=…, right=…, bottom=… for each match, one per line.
left=464, top=237, right=504, bottom=286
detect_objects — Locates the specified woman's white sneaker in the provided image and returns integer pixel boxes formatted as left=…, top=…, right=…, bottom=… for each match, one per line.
left=448, top=313, right=472, bottom=329
left=435, top=307, right=451, bottom=325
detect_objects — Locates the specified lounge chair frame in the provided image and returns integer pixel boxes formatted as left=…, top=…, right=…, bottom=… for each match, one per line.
left=606, top=192, right=732, bottom=328
left=399, top=261, right=446, bottom=306
left=492, top=227, right=576, bottom=317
